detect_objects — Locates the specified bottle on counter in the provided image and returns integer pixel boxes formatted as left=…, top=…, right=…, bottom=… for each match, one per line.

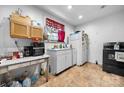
left=59, top=44, right=62, bottom=49
left=19, top=52, right=23, bottom=58
left=62, top=44, right=64, bottom=48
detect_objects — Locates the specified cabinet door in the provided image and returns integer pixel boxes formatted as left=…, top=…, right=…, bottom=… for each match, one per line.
left=10, top=21, right=30, bottom=38
left=68, top=52, right=72, bottom=67
left=66, top=51, right=72, bottom=68
left=10, top=14, right=31, bottom=38
left=56, top=54, right=65, bottom=74
left=30, top=26, right=43, bottom=40
left=65, top=55, right=68, bottom=69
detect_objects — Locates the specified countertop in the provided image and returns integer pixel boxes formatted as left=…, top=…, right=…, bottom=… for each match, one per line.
left=0, top=54, right=50, bottom=67
left=104, top=48, right=124, bottom=51
left=44, top=41, right=65, bottom=43
left=47, top=48, right=72, bottom=51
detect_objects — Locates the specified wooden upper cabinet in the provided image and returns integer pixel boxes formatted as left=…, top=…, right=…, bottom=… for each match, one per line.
left=30, top=26, right=43, bottom=40
left=10, top=14, right=31, bottom=38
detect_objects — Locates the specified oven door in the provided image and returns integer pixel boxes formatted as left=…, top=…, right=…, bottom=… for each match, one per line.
left=33, top=47, right=44, bottom=56
left=115, top=52, right=124, bottom=62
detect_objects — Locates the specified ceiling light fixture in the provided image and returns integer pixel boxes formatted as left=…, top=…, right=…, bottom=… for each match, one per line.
left=78, top=15, right=83, bottom=19
left=67, top=5, right=72, bottom=10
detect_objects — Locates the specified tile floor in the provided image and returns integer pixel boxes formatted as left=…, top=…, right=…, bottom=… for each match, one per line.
left=34, top=62, right=124, bottom=87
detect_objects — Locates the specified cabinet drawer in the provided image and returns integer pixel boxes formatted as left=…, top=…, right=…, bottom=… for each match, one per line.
left=8, top=62, right=30, bottom=70
left=30, top=59, right=45, bottom=65
left=0, top=67, right=8, bottom=75
left=56, top=51, right=65, bottom=55
left=65, top=50, right=71, bottom=54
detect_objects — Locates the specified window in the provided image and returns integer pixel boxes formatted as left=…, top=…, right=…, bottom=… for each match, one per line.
left=45, top=18, right=64, bottom=41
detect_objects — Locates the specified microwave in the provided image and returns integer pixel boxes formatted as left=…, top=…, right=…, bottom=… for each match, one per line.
left=23, top=42, right=45, bottom=57
left=33, top=47, right=45, bottom=56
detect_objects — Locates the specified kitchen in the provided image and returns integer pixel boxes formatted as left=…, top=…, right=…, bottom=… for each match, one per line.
left=0, top=5, right=124, bottom=87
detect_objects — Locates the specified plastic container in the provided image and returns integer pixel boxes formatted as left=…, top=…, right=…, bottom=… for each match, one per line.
left=10, top=81, right=22, bottom=87
left=22, top=77, right=31, bottom=87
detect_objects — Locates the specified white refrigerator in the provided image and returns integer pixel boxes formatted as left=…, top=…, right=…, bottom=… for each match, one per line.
left=70, top=31, right=88, bottom=66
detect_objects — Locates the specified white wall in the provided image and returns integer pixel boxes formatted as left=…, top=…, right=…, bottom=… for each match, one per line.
left=76, top=10, right=124, bottom=65
left=0, top=5, right=74, bottom=55
left=0, top=5, right=74, bottom=40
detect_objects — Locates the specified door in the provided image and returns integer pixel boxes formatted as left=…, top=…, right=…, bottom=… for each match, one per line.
left=71, top=39, right=82, bottom=65
left=72, top=49, right=77, bottom=65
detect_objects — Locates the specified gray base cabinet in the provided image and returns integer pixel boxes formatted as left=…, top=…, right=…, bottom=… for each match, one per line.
left=47, top=49, right=72, bottom=75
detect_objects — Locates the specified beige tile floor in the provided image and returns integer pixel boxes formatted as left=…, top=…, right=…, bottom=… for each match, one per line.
left=34, top=62, right=124, bottom=87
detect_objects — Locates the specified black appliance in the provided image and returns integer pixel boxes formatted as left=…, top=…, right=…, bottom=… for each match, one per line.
left=32, top=42, right=43, bottom=47
left=24, top=42, right=45, bottom=57
left=32, top=46, right=45, bottom=56
left=23, top=46, right=33, bottom=57
left=32, top=42, right=45, bottom=56
left=103, top=42, right=124, bottom=76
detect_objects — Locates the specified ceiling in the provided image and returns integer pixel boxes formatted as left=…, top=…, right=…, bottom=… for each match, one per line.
left=37, top=5, right=124, bottom=26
